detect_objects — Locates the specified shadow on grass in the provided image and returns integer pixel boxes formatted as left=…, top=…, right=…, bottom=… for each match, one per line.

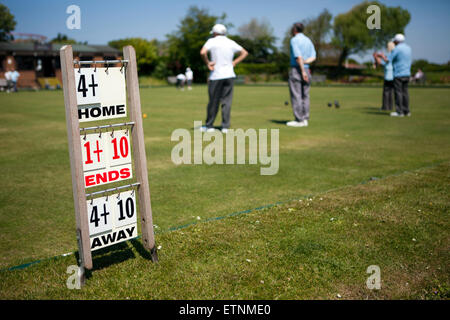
left=189, top=126, right=223, bottom=131
left=75, top=238, right=154, bottom=278
left=361, top=106, right=391, bottom=116
left=269, top=119, right=290, bottom=124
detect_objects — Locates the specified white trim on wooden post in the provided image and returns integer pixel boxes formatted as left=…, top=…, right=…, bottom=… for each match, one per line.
left=60, top=45, right=93, bottom=270
left=123, top=46, right=156, bottom=254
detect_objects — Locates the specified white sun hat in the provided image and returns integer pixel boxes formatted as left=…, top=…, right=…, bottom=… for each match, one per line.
left=393, top=33, right=405, bottom=43
left=210, top=24, right=227, bottom=35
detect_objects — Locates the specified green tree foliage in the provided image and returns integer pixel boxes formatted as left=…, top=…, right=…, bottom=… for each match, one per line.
left=237, top=17, right=274, bottom=41
left=230, top=18, right=277, bottom=63
left=333, top=0, right=410, bottom=67
left=0, top=4, right=16, bottom=42
left=108, top=38, right=159, bottom=74
left=166, top=6, right=229, bottom=82
left=50, top=33, right=77, bottom=45
left=303, top=9, right=333, bottom=62
left=228, top=35, right=276, bottom=64
left=282, top=9, right=332, bottom=58
left=412, top=59, right=450, bottom=73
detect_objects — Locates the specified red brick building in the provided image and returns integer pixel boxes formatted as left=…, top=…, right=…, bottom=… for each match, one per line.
left=0, top=42, right=121, bottom=89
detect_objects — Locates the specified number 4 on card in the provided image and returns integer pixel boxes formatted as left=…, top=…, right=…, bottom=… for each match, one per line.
left=86, top=190, right=137, bottom=251
left=75, top=68, right=101, bottom=105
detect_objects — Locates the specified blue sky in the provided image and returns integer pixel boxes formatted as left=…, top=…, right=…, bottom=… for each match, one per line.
left=3, top=0, right=450, bottom=63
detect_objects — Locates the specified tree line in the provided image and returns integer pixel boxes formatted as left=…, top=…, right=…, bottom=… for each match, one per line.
left=0, top=1, right=414, bottom=82
left=106, top=1, right=411, bottom=82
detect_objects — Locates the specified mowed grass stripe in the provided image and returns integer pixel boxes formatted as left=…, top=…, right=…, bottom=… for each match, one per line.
left=0, top=162, right=448, bottom=299
left=0, top=159, right=444, bottom=272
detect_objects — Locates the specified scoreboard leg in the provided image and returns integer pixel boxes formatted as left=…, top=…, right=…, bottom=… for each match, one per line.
left=60, top=45, right=93, bottom=272
left=76, top=229, right=87, bottom=286
left=123, top=46, right=158, bottom=259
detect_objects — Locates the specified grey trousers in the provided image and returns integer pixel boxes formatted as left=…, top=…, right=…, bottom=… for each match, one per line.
left=382, top=80, right=394, bottom=110
left=205, top=78, right=234, bottom=129
left=394, top=77, right=410, bottom=115
left=288, top=67, right=311, bottom=122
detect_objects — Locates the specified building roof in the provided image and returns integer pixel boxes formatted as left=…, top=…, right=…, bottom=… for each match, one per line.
left=0, top=42, right=120, bottom=55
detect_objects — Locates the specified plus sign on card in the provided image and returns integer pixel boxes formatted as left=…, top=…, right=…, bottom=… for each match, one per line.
left=75, top=68, right=101, bottom=105
left=80, top=130, right=133, bottom=188
left=81, top=132, right=107, bottom=172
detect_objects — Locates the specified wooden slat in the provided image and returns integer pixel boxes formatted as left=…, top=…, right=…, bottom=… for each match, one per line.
left=60, top=45, right=93, bottom=270
left=123, top=46, right=156, bottom=252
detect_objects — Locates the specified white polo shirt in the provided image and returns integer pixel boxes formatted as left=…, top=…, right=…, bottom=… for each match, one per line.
left=203, top=35, right=243, bottom=81
left=185, top=70, right=193, bottom=80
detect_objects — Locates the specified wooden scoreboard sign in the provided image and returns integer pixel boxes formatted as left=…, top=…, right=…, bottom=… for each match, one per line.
left=60, top=45, right=157, bottom=283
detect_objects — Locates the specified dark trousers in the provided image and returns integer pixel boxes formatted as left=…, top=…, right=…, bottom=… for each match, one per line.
left=394, top=77, right=410, bottom=115
left=382, top=80, right=394, bottom=110
left=176, top=79, right=184, bottom=89
left=205, top=78, right=234, bottom=129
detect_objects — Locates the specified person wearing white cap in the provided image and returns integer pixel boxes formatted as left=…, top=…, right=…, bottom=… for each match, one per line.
left=199, top=23, right=248, bottom=133
left=381, top=33, right=412, bottom=117
left=185, top=67, right=193, bottom=90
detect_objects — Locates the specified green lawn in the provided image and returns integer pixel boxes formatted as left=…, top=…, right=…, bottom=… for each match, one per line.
left=0, top=85, right=449, bottom=299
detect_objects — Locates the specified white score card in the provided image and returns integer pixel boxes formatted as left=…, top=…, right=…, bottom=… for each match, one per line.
left=87, top=190, right=138, bottom=251
left=75, top=67, right=127, bottom=122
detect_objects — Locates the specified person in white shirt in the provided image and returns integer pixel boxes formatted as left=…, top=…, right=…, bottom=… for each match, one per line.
left=414, top=68, right=425, bottom=84
left=4, top=70, right=12, bottom=93
left=10, top=69, right=20, bottom=92
left=199, top=24, right=248, bottom=133
left=185, top=67, right=193, bottom=90
left=176, top=73, right=186, bottom=90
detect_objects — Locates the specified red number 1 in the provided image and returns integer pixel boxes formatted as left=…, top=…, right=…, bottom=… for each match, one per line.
left=84, top=140, right=103, bottom=164
left=84, top=141, right=93, bottom=164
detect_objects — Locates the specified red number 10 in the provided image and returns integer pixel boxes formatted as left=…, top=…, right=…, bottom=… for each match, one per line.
left=111, top=137, right=129, bottom=160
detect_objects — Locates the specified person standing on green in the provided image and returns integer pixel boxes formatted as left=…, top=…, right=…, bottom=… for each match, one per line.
left=199, top=24, right=248, bottom=133
left=286, top=22, right=316, bottom=128
left=374, top=41, right=395, bottom=111
left=381, top=34, right=412, bottom=117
